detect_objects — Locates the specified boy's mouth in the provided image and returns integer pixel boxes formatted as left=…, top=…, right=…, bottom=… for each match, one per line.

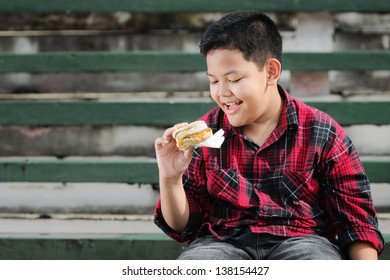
left=224, top=101, right=243, bottom=112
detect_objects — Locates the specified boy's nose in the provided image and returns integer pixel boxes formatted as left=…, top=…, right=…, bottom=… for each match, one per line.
left=218, top=83, right=233, bottom=97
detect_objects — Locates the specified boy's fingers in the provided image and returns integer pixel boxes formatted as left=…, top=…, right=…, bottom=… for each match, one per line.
left=183, top=146, right=194, bottom=164
left=163, top=122, right=189, bottom=139
left=155, top=137, right=169, bottom=146
left=163, top=127, right=176, bottom=139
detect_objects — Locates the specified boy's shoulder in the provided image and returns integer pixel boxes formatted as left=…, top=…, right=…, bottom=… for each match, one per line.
left=288, top=93, right=343, bottom=132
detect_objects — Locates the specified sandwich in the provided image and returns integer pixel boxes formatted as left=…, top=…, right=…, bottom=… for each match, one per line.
left=172, top=120, right=213, bottom=150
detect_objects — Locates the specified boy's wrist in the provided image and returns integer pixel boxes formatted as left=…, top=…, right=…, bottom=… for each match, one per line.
left=159, top=174, right=183, bottom=186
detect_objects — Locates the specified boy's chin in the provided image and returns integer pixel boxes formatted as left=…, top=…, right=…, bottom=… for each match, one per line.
left=226, top=117, right=246, bottom=128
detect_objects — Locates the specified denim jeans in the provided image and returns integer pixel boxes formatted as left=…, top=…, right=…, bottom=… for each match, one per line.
left=177, top=229, right=342, bottom=260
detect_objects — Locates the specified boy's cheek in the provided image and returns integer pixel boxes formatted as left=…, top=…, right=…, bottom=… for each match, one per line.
left=210, top=91, right=220, bottom=103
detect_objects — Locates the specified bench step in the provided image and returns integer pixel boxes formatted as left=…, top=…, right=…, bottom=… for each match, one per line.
left=1, top=51, right=390, bottom=73
left=1, top=0, right=389, bottom=13
left=0, top=233, right=388, bottom=260
left=0, top=156, right=389, bottom=184
left=0, top=215, right=389, bottom=259
left=0, top=234, right=183, bottom=260
left=1, top=100, right=389, bottom=126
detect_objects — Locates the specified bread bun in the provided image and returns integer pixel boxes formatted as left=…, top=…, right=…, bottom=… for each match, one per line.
left=172, top=121, right=213, bottom=150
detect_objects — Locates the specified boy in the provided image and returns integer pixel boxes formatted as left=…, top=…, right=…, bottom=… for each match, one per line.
left=154, top=10, right=384, bottom=259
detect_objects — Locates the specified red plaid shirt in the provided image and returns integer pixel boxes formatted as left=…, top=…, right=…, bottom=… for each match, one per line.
left=154, top=86, right=384, bottom=255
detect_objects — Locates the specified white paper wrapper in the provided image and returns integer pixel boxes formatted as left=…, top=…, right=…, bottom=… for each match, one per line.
left=195, top=129, right=225, bottom=149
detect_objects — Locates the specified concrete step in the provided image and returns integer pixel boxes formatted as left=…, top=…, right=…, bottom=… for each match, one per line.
left=0, top=213, right=389, bottom=236
left=0, top=182, right=159, bottom=214
left=0, top=214, right=160, bottom=236
left=0, top=182, right=389, bottom=214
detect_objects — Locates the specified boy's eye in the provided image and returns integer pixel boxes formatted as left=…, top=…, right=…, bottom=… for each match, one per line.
left=210, top=80, right=218, bottom=85
left=229, top=78, right=242, bottom=83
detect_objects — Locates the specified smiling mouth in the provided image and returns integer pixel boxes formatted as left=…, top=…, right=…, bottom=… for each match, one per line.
left=225, top=101, right=243, bottom=111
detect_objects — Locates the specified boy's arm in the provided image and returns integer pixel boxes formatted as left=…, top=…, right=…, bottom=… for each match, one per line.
left=154, top=173, right=206, bottom=242
left=159, top=175, right=189, bottom=233
left=320, top=129, right=384, bottom=257
left=154, top=124, right=192, bottom=233
left=348, top=241, right=378, bottom=260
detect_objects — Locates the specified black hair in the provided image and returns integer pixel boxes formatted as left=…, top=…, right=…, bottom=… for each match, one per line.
left=199, top=10, right=282, bottom=68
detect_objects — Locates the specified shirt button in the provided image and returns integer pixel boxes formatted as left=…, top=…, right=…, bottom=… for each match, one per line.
left=262, top=205, right=268, bottom=211
left=256, top=183, right=262, bottom=189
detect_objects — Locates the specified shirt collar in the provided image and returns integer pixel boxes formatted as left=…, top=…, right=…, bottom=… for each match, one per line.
left=278, top=85, right=299, bottom=128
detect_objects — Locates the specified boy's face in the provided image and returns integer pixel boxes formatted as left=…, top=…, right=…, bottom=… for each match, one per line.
left=206, top=48, right=275, bottom=128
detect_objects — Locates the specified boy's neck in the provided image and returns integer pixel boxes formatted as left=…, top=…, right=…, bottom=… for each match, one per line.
left=243, top=87, right=283, bottom=147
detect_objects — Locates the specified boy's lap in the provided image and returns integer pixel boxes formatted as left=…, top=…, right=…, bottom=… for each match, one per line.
left=177, top=233, right=342, bottom=260
left=268, top=235, right=342, bottom=260
left=177, top=235, right=252, bottom=260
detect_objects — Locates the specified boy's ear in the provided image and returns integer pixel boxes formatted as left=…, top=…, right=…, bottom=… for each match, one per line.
left=266, top=58, right=281, bottom=85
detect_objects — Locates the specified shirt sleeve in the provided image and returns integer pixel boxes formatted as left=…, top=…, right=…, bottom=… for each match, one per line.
left=320, top=126, right=385, bottom=256
left=154, top=191, right=203, bottom=243
left=154, top=149, right=209, bottom=243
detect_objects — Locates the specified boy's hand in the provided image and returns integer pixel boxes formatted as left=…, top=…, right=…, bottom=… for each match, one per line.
left=155, top=123, right=194, bottom=179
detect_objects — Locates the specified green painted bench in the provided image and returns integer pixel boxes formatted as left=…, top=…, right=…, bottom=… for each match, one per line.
left=1, top=0, right=389, bottom=13
left=0, top=51, right=389, bottom=73
left=0, top=234, right=184, bottom=260
left=0, top=0, right=389, bottom=260
left=0, top=234, right=389, bottom=260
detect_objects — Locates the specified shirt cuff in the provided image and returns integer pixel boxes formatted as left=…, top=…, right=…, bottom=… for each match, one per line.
left=340, top=226, right=385, bottom=256
left=153, top=198, right=202, bottom=243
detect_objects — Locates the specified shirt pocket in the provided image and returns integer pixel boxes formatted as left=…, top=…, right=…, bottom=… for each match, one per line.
left=206, top=168, right=259, bottom=209
left=259, top=169, right=324, bottom=219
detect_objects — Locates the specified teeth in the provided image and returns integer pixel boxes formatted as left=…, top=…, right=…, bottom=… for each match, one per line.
left=226, top=102, right=239, bottom=106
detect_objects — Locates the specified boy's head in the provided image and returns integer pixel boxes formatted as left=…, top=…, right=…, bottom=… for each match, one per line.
left=199, top=10, right=282, bottom=69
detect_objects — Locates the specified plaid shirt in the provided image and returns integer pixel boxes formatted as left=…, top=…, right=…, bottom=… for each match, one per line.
left=154, top=86, right=384, bottom=255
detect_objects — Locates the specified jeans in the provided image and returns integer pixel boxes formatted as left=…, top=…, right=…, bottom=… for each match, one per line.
left=177, top=229, right=342, bottom=260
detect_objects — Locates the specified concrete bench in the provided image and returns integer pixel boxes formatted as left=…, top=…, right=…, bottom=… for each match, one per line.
left=0, top=233, right=389, bottom=260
